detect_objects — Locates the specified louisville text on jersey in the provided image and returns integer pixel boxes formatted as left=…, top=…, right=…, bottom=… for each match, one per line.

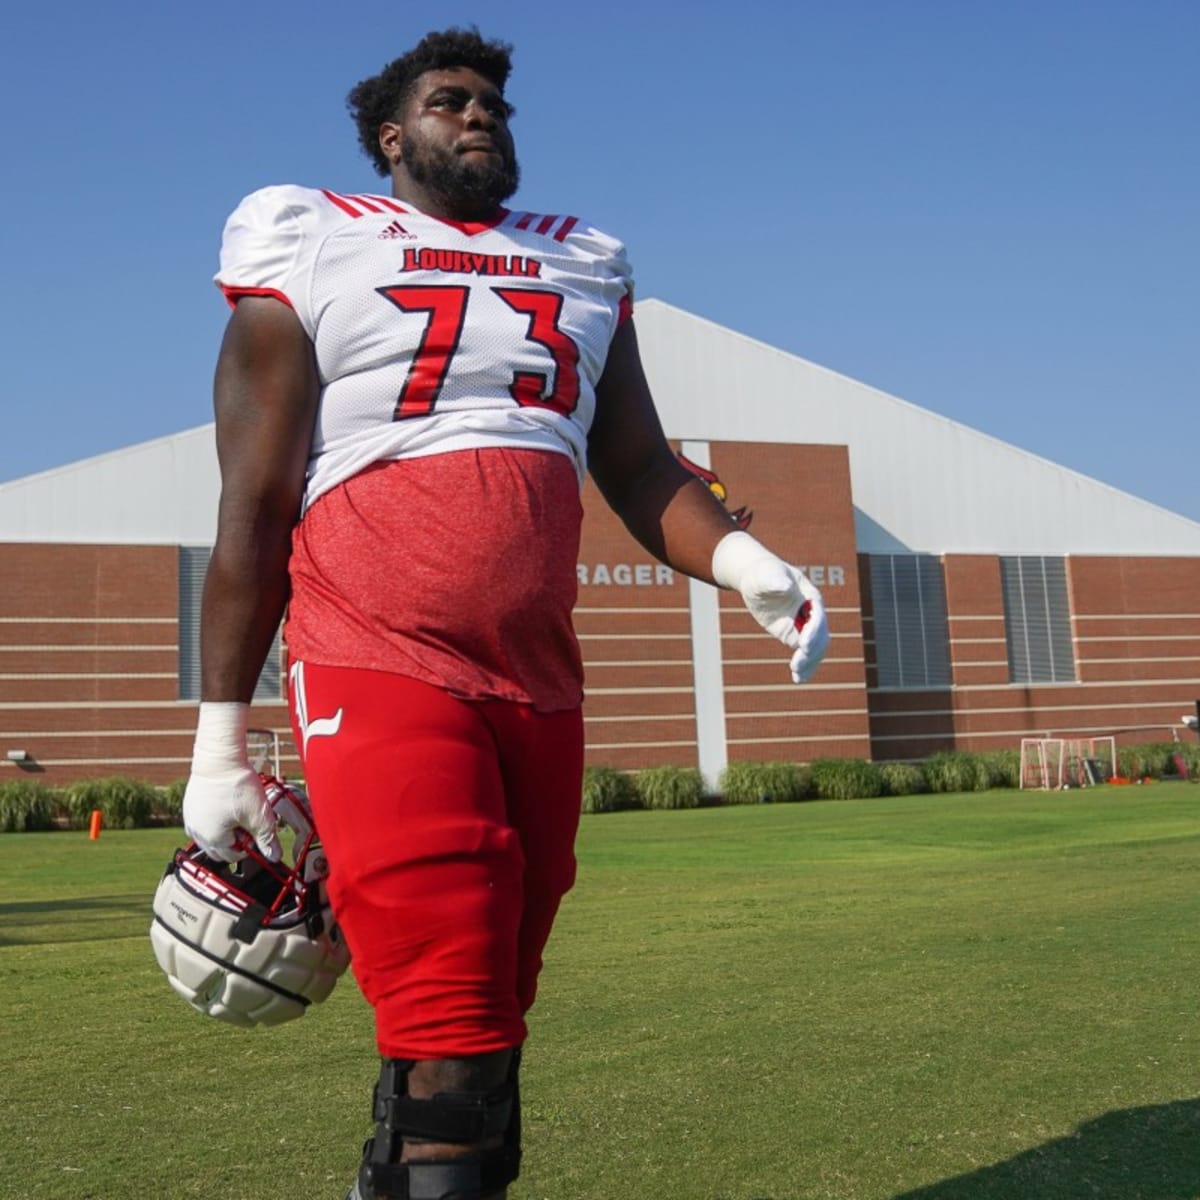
left=401, top=247, right=543, bottom=278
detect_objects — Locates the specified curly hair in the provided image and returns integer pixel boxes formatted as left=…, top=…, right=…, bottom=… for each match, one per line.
left=347, top=27, right=514, bottom=178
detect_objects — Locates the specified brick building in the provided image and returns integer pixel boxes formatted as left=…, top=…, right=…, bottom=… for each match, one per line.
left=3, top=299, right=1199, bottom=785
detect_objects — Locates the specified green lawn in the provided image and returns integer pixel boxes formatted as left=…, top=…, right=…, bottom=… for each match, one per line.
left=2, top=786, right=1198, bottom=1199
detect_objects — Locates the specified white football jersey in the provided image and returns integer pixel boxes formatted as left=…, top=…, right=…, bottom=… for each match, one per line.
left=215, top=185, right=633, bottom=510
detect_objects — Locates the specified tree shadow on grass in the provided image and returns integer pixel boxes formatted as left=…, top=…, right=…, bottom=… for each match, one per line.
left=0, top=895, right=151, bottom=945
left=892, top=1098, right=1200, bottom=1200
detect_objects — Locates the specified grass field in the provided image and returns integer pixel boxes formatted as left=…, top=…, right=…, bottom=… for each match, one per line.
left=2, top=785, right=1199, bottom=1200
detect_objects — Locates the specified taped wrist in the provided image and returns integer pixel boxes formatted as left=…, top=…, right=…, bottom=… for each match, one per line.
left=191, top=701, right=251, bottom=773
left=711, top=530, right=777, bottom=591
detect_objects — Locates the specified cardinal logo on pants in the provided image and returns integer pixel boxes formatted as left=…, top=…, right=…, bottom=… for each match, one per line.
left=290, top=661, right=344, bottom=750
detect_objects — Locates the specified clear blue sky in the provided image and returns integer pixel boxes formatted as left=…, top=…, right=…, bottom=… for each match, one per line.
left=3, top=1, right=1197, bottom=518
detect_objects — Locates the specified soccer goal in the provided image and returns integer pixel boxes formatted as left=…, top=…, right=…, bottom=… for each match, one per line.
left=247, top=727, right=284, bottom=777
left=1020, top=738, right=1064, bottom=790
left=1063, top=737, right=1116, bottom=787
left=1020, top=736, right=1116, bottom=789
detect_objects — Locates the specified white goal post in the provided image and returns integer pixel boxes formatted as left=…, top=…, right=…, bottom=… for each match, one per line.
left=1063, top=737, right=1116, bottom=787
left=247, top=727, right=284, bottom=778
left=1020, top=738, right=1063, bottom=790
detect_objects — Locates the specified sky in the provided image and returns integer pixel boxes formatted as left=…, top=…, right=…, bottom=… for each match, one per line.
left=2, top=1, right=1197, bottom=518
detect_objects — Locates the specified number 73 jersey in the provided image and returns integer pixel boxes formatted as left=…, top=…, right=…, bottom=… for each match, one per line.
left=215, top=185, right=634, bottom=511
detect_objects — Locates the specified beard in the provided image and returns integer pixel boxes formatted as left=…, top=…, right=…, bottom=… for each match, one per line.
left=403, top=130, right=520, bottom=218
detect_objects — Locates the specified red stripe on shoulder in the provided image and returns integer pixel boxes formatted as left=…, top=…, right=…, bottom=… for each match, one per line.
left=350, top=194, right=385, bottom=214
left=221, top=286, right=295, bottom=311
left=618, top=290, right=634, bottom=327
left=510, top=211, right=581, bottom=242
left=552, top=215, right=579, bottom=242
left=321, top=190, right=365, bottom=217
left=368, top=195, right=408, bottom=213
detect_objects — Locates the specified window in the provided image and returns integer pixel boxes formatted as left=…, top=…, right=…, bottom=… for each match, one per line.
left=867, top=554, right=952, bottom=688
left=178, top=546, right=283, bottom=701
left=999, top=556, right=1075, bottom=684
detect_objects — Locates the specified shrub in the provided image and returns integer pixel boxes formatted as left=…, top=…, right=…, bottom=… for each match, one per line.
left=1118, top=743, right=1176, bottom=780
left=636, top=766, right=705, bottom=810
left=923, top=752, right=987, bottom=794
left=62, top=785, right=93, bottom=830
left=1170, top=743, right=1200, bottom=780
left=1144, top=743, right=1176, bottom=776
left=64, top=777, right=158, bottom=830
left=0, top=780, right=59, bottom=832
left=878, top=762, right=928, bottom=797
left=809, top=758, right=884, bottom=801
left=1116, top=746, right=1142, bottom=779
left=157, top=779, right=187, bottom=826
left=581, top=766, right=640, bottom=814
left=978, top=750, right=1021, bottom=789
left=719, top=761, right=811, bottom=805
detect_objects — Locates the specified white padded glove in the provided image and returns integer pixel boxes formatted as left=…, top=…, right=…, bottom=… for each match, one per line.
left=182, top=702, right=281, bottom=863
left=712, top=531, right=831, bottom=684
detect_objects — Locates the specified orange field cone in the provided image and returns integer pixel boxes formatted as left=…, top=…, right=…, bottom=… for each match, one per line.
left=88, top=809, right=103, bottom=840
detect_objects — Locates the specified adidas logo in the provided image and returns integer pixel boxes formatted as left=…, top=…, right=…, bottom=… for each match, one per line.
left=378, top=220, right=415, bottom=240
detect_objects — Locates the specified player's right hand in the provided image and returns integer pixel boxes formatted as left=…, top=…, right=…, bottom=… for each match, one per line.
left=182, top=702, right=281, bottom=863
left=183, top=766, right=280, bottom=863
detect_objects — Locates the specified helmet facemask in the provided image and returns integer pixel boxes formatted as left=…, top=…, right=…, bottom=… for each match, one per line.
left=150, top=777, right=351, bottom=1026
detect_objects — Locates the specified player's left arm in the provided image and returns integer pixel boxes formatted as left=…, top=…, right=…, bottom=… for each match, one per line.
left=588, top=318, right=831, bottom=683
left=588, top=319, right=734, bottom=580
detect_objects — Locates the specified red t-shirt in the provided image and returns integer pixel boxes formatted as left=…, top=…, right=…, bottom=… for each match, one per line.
left=285, top=447, right=584, bottom=712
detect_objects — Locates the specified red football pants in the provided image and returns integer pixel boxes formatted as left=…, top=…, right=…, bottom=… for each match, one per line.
left=288, top=661, right=583, bottom=1058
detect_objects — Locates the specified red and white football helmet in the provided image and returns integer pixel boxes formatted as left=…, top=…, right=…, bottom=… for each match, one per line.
left=150, top=776, right=350, bottom=1027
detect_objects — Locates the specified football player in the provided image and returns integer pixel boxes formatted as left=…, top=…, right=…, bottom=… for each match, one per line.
left=182, top=26, right=829, bottom=1200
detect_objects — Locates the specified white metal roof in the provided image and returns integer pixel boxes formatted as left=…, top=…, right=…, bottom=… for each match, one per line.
left=635, top=299, right=1200, bottom=556
left=0, top=425, right=221, bottom=545
left=3, top=297, right=1198, bottom=554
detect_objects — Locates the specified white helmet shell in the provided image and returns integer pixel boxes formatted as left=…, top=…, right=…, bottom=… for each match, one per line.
left=150, top=777, right=350, bottom=1027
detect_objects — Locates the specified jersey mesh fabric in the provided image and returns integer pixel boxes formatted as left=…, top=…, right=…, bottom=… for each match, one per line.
left=215, top=185, right=633, bottom=512
left=285, top=447, right=584, bottom=711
